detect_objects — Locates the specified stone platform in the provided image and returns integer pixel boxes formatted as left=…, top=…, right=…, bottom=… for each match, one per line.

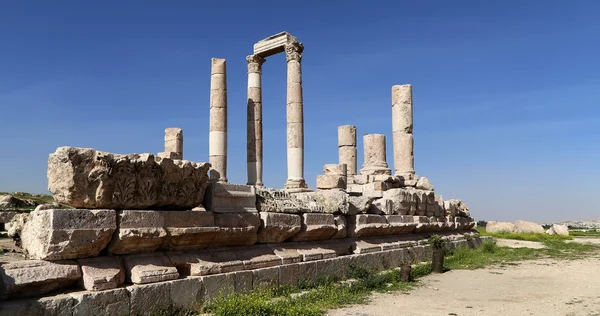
left=0, top=233, right=489, bottom=315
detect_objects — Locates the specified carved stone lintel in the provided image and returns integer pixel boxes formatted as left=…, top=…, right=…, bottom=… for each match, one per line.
left=285, top=41, right=304, bottom=63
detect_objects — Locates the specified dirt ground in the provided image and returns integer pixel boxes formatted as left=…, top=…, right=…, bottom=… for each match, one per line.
left=329, top=239, right=600, bottom=316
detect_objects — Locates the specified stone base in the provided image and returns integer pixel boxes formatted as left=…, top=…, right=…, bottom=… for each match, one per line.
left=0, top=234, right=491, bottom=315
left=283, top=179, right=310, bottom=193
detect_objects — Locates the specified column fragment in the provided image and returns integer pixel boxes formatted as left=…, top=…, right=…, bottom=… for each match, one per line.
left=391, top=84, right=415, bottom=177
left=246, top=55, right=266, bottom=186
left=360, top=134, right=391, bottom=175
left=337, top=125, right=357, bottom=176
left=209, top=58, right=228, bottom=182
left=158, top=128, right=183, bottom=160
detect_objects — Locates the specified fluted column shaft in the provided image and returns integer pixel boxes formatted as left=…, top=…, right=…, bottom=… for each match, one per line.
left=209, top=58, right=228, bottom=182
left=246, top=55, right=265, bottom=186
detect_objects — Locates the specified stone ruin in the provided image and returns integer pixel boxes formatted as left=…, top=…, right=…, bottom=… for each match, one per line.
left=0, top=31, right=485, bottom=315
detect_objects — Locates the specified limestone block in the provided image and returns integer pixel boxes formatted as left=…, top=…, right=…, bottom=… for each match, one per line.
left=123, top=252, right=179, bottom=284
left=168, top=277, right=205, bottom=311
left=257, top=212, right=301, bottom=243
left=256, top=187, right=315, bottom=213
left=128, top=282, right=172, bottom=315
left=413, top=216, right=432, bottom=233
left=167, top=250, right=242, bottom=277
left=253, top=266, right=280, bottom=290
left=295, top=190, right=348, bottom=214
left=163, top=211, right=219, bottom=250
left=267, top=244, right=304, bottom=264
left=345, top=184, right=364, bottom=195
left=346, top=214, right=390, bottom=237
left=253, top=31, right=295, bottom=57
left=108, top=210, right=167, bottom=254
left=233, top=270, right=254, bottom=294
left=204, top=183, right=257, bottom=213
left=235, top=245, right=282, bottom=270
left=71, top=288, right=130, bottom=316
left=316, top=175, right=346, bottom=189
left=386, top=215, right=417, bottom=234
left=291, top=244, right=337, bottom=261
left=323, top=164, right=347, bottom=176
left=348, top=196, right=377, bottom=215
left=290, top=213, right=337, bottom=241
left=350, top=175, right=370, bottom=185
left=368, top=198, right=393, bottom=215
left=0, top=211, right=17, bottom=223
left=546, top=224, right=569, bottom=236
left=20, top=209, right=116, bottom=260
left=0, top=260, right=81, bottom=299
left=445, top=199, right=470, bottom=217
left=351, top=239, right=382, bottom=254
left=514, top=220, right=544, bottom=234
left=383, top=189, right=412, bottom=215
left=77, top=256, right=125, bottom=291
left=213, top=212, right=260, bottom=247
left=201, top=273, right=235, bottom=302
left=443, top=200, right=456, bottom=217
left=332, top=214, right=347, bottom=239
left=48, top=146, right=210, bottom=210
left=416, top=176, right=435, bottom=191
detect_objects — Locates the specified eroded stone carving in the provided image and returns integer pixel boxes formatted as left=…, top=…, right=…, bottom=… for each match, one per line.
left=255, top=187, right=322, bottom=213
left=48, top=146, right=210, bottom=210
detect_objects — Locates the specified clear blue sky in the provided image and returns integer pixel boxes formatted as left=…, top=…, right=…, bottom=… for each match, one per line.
left=1, top=1, right=598, bottom=223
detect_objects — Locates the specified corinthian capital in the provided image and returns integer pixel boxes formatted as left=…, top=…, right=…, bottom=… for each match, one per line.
left=285, top=40, right=304, bottom=62
left=246, top=54, right=266, bottom=65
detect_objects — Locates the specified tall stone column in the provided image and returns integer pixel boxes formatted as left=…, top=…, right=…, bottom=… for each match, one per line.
left=391, top=84, right=415, bottom=177
left=338, top=125, right=357, bottom=176
left=209, top=58, right=228, bottom=183
left=360, top=134, right=391, bottom=175
left=283, top=40, right=308, bottom=191
left=247, top=54, right=266, bottom=186
left=158, top=128, right=183, bottom=160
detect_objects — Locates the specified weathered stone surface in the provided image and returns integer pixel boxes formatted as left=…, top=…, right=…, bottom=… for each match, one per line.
left=346, top=214, right=390, bottom=237
left=290, top=213, right=337, bottom=241
left=202, top=273, right=235, bottom=302
left=253, top=266, right=279, bottom=290
left=236, top=245, right=282, bottom=270
left=348, top=196, right=377, bottom=215
left=0, top=195, right=36, bottom=208
left=445, top=199, right=470, bottom=217
left=123, top=252, right=179, bottom=284
left=108, top=210, right=167, bottom=254
left=128, top=282, right=172, bottom=315
left=204, top=183, right=257, bottom=213
left=48, top=146, right=210, bottom=210
left=385, top=215, right=417, bottom=234
left=486, top=221, right=516, bottom=233
left=71, top=288, right=130, bottom=316
left=514, top=220, right=544, bottom=234
left=416, top=176, right=434, bottom=191
left=316, top=175, right=346, bottom=189
left=257, top=212, right=301, bottom=243
left=546, top=224, right=569, bottom=236
left=6, top=213, right=28, bottom=239
left=332, top=215, right=347, bottom=239
left=256, top=187, right=319, bottom=213
left=163, top=211, right=219, bottom=250
left=0, top=211, right=17, bottom=223
left=295, top=190, right=348, bottom=214
left=323, top=163, right=347, bottom=176
left=167, top=250, right=242, bottom=277
left=368, top=198, right=393, bottom=215
left=168, top=277, right=205, bottom=311
left=383, top=189, right=413, bottom=215
left=213, top=212, right=260, bottom=247
left=0, top=260, right=81, bottom=299
left=77, top=256, right=125, bottom=291
left=21, top=209, right=116, bottom=260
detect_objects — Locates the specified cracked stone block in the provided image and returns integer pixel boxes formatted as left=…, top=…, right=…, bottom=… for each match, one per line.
left=346, top=214, right=390, bottom=237
left=0, top=260, right=81, bottom=299
left=20, top=209, right=116, bottom=260
left=123, top=252, right=179, bottom=284
left=212, top=212, right=260, bottom=247
left=163, top=211, right=219, bottom=250
left=290, top=213, right=337, bottom=241
left=71, top=288, right=129, bottom=316
left=77, top=256, right=125, bottom=291
left=108, top=210, right=167, bottom=255
left=256, top=212, right=301, bottom=243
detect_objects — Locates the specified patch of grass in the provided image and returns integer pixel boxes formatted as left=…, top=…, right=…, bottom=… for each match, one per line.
left=202, top=264, right=430, bottom=316
left=445, top=238, right=600, bottom=271
left=570, top=230, right=600, bottom=237
left=476, top=227, right=573, bottom=242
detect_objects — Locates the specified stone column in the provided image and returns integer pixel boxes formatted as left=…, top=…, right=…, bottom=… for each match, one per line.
left=283, top=40, right=308, bottom=191
left=209, top=58, right=227, bottom=183
left=158, top=128, right=183, bottom=160
left=246, top=54, right=266, bottom=186
left=338, top=125, right=357, bottom=176
left=391, top=84, right=415, bottom=177
left=360, top=134, right=391, bottom=175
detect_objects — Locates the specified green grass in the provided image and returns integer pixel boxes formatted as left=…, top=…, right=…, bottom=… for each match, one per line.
left=476, top=227, right=573, bottom=242
left=201, top=264, right=428, bottom=316
left=570, top=229, right=600, bottom=237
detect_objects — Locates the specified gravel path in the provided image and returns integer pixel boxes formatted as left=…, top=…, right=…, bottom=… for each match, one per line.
left=328, top=257, right=600, bottom=316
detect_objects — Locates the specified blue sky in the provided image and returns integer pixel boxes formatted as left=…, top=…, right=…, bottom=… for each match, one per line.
left=0, top=1, right=598, bottom=222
